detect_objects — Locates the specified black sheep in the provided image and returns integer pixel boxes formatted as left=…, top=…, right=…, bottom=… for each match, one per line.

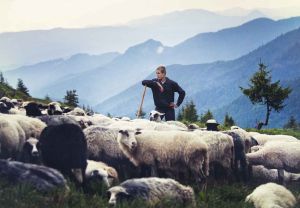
left=0, top=159, right=68, bottom=192
left=39, top=123, right=87, bottom=185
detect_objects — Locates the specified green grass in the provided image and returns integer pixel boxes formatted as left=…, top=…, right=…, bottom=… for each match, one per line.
left=246, top=128, right=300, bottom=139
left=1, top=178, right=299, bottom=208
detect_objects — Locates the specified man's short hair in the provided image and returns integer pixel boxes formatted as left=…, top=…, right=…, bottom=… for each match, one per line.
left=156, top=65, right=166, bottom=74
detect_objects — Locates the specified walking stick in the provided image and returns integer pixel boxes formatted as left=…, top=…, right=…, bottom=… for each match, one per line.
left=137, top=85, right=147, bottom=118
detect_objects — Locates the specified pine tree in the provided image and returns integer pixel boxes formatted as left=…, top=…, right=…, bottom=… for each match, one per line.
left=200, top=109, right=214, bottom=123
left=224, top=112, right=235, bottom=127
left=63, top=89, right=79, bottom=107
left=0, top=71, right=4, bottom=83
left=283, top=116, right=298, bottom=130
left=183, top=100, right=198, bottom=122
left=177, top=107, right=184, bottom=121
left=44, top=94, right=51, bottom=102
left=240, top=62, right=292, bottom=129
left=16, top=78, right=30, bottom=96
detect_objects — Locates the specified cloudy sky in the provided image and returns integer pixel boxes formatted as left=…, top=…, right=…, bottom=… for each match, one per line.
left=1, top=0, right=300, bottom=33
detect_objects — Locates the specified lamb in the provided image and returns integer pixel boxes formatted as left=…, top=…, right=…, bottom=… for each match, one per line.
left=245, top=182, right=296, bottom=208
left=107, top=177, right=196, bottom=207
left=84, top=125, right=138, bottom=180
left=0, top=115, right=26, bottom=159
left=117, top=129, right=209, bottom=184
left=0, top=159, right=69, bottom=193
left=39, top=123, right=87, bottom=185
left=85, top=159, right=118, bottom=187
left=246, top=141, right=300, bottom=184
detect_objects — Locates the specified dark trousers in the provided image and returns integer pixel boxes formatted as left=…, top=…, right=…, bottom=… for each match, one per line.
left=156, top=107, right=175, bottom=121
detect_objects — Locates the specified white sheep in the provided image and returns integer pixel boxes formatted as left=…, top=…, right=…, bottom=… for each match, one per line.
left=2, top=114, right=46, bottom=139
left=247, top=141, right=300, bottom=184
left=193, top=130, right=234, bottom=179
left=117, top=129, right=209, bottom=184
left=251, top=165, right=300, bottom=183
left=84, top=125, right=138, bottom=180
left=248, top=132, right=298, bottom=145
left=86, top=159, right=118, bottom=187
left=108, top=177, right=196, bottom=207
left=245, top=182, right=296, bottom=208
left=0, top=115, right=26, bottom=159
left=66, top=107, right=87, bottom=116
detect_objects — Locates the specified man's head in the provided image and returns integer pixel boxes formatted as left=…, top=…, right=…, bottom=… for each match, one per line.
left=156, top=65, right=166, bottom=81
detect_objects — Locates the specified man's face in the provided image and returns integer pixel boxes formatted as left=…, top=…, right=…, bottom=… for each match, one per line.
left=156, top=70, right=166, bottom=80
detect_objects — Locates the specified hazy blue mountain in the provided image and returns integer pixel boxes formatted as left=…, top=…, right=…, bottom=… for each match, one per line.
left=94, top=27, right=300, bottom=126
left=214, top=78, right=300, bottom=128
left=161, top=17, right=300, bottom=65
left=4, top=52, right=120, bottom=94
left=33, top=39, right=165, bottom=104
left=127, top=9, right=266, bottom=46
left=0, top=9, right=265, bottom=68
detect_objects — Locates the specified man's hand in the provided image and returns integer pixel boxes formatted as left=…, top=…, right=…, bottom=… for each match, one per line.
left=156, top=82, right=164, bottom=92
left=169, top=102, right=178, bottom=109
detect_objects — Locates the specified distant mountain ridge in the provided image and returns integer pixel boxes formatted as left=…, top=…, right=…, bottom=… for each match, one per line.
left=94, top=27, right=300, bottom=128
left=0, top=9, right=266, bottom=68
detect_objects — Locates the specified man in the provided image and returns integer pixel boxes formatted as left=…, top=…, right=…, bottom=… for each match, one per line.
left=142, top=65, right=185, bottom=121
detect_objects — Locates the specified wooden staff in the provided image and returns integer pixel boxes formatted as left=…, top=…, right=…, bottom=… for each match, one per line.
left=136, top=85, right=147, bottom=118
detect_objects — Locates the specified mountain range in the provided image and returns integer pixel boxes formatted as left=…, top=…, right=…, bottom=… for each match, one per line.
left=0, top=9, right=265, bottom=68
left=95, top=26, right=300, bottom=128
left=4, top=17, right=300, bottom=107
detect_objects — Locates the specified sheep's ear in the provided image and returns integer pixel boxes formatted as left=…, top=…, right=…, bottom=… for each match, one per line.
left=118, top=130, right=124, bottom=134
left=135, top=131, right=142, bottom=135
left=158, top=112, right=165, bottom=116
left=107, top=167, right=118, bottom=179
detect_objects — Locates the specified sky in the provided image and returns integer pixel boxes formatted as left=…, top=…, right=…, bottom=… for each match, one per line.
left=1, top=0, right=300, bottom=33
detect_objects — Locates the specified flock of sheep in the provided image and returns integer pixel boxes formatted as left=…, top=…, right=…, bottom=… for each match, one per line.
left=0, top=96, right=300, bottom=207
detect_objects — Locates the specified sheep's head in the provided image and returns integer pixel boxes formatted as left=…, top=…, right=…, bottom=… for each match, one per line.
left=107, top=186, right=130, bottom=206
left=23, top=137, right=40, bottom=158
left=149, top=110, right=164, bottom=121
left=117, top=128, right=137, bottom=151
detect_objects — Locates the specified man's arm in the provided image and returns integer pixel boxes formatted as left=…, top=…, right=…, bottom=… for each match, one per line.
left=174, top=82, right=186, bottom=107
left=142, top=79, right=157, bottom=88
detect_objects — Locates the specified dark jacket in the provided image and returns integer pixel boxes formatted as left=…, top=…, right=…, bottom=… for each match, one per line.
left=142, top=77, right=185, bottom=109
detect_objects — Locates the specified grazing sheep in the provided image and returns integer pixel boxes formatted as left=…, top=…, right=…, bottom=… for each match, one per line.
left=47, top=102, right=63, bottom=115
left=20, top=137, right=41, bottom=164
left=246, top=141, right=300, bottom=184
left=0, top=159, right=69, bottom=193
left=84, top=125, right=138, bottom=180
left=248, top=132, right=298, bottom=145
left=193, top=130, right=234, bottom=180
left=107, top=177, right=196, bottom=207
left=245, top=182, right=296, bottom=208
left=206, top=119, right=219, bottom=131
left=0, top=115, right=26, bottom=159
left=149, top=110, right=165, bottom=121
left=0, top=102, right=9, bottom=113
left=66, top=107, right=86, bottom=116
left=85, top=160, right=118, bottom=187
left=23, top=101, right=42, bottom=117
left=251, top=165, right=300, bottom=183
left=37, top=115, right=80, bottom=127
left=39, top=123, right=87, bottom=184
left=223, top=129, right=254, bottom=182
left=117, top=129, right=209, bottom=184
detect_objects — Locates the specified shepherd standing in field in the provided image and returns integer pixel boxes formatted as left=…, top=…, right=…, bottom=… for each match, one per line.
left=142, top=65, right=185, bottom=121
